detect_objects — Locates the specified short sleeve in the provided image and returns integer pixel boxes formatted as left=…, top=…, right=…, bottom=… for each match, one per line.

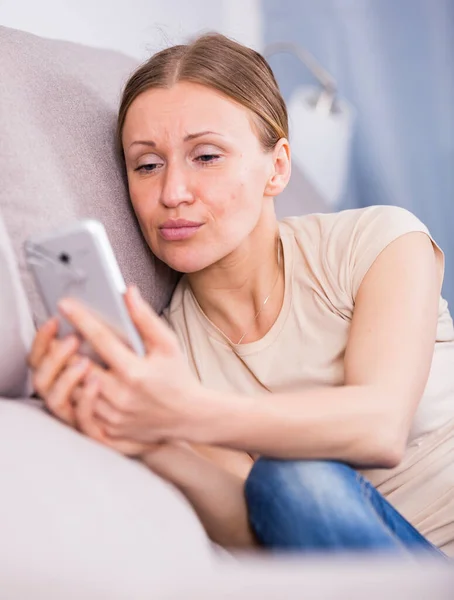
left=325, top=205, right=444, bottom=301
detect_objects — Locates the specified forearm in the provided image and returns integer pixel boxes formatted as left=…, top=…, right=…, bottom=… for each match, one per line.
left=196, top=384, right=405, bottom=468
left=141, top=443, right=257, bottom=548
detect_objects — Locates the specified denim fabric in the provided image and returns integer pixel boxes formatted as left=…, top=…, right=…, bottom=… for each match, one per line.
left=245, top=458, right=444, bottom=556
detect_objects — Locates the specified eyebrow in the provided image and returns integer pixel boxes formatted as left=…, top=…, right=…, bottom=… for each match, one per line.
left=128, top=131, right=223, bottom=149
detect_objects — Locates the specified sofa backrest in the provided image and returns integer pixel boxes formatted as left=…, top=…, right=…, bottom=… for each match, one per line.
left=0, top=26, right=177, bottom=396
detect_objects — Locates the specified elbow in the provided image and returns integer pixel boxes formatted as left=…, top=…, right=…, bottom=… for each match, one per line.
left=361, top=423, right=407, bottom=469
left=374, top=441, right=405, bottom=469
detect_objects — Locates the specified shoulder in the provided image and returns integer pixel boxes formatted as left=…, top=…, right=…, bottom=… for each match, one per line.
left=280, top=205, right=441, bottom=303
left=279, top=205, right=428, bottom=244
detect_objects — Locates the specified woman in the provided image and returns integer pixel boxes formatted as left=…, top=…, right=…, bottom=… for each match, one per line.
left=29, top=33, right=454, bottom=556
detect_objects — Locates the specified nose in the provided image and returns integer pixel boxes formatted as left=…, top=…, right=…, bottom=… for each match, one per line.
left=160, top=162, right=194, bottom=209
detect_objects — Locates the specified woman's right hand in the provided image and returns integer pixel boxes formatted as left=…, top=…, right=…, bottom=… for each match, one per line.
left=27, top=317, right=92, bottom=426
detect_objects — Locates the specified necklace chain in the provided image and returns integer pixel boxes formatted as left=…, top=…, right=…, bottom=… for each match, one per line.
left=203, top=237, right=283, bottom=347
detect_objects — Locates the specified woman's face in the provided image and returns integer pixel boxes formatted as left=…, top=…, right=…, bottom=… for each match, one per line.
left=121, top=81, right=285, bottom=273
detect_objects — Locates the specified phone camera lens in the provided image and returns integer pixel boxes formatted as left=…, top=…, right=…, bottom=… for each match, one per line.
left=59, top=253, right=71, bottom=264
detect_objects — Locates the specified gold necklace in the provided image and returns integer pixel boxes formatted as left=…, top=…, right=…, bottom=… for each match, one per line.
left=201, top=236, right=283, bottom=346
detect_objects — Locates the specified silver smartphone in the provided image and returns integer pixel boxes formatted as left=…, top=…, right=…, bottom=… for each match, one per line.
left=24, top=219, right=145, bottom=364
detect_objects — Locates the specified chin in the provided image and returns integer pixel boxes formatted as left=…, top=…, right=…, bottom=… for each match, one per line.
left=159, top=249, right=211, bottom=274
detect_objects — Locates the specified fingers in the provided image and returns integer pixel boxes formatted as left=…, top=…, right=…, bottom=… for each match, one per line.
left=98, top=433, right=149, bottom=456
left=32, top=335, right=81, bottom=399
left=75, top=376, right=147, bottom=456
left=75, top=374, right=107, bottom=444
left=81, top=367, right=131, bottom=437
left=91, top=367, right=129, bottom=411
left=28, top=317, right=59, bottom=369
left=92, top=397, right=128, bottom=438
left=57, top=299, right=135, bottom=377
left=73, top=363, right=112, bottom=439
left=125, top=285, right=178, bottom=354
left=85, top=367, right=147, bottom=434
left=29, top=316, right=92, bottom=427
left=45, top=357, right=91, bottom=425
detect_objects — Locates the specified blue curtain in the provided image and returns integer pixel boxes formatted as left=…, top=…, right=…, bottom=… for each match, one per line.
left=263, top=0, right=454, bottom=306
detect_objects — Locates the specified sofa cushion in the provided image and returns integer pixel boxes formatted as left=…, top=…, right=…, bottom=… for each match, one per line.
left=0, top=399, right=214, bottom=594
left=0, top=27, right=216, bottom=591
left=0, top=213, right=35, bottom=397
left=0, top=25, right=178, bottom=395
left=0, top=25, right=177, bottom=331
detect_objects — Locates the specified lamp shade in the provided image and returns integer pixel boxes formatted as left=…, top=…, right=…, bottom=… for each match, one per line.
left=288, top=85, right=355, bottom=208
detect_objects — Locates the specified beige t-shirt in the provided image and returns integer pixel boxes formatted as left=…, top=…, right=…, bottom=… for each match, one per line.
left=163, top=205, right=454, bottom=555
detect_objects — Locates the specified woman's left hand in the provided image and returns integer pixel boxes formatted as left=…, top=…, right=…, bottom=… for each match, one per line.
left=59, top=285, right=205, bottom=453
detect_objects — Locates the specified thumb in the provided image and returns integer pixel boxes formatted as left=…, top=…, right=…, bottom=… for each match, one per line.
left=125, top=285, right=177, bottom=354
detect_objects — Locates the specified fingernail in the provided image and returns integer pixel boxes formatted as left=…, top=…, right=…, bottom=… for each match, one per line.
left=58, top=299, right=73, bottom=315
left=46, top=317, right=58, bottom=329
left=130, top=286, right=141, bottom=305
left=62, top=335, right=78, bottom=349
left=73, top=357, right=89, bottom=370
left=86, top=373, right=98, bottom=387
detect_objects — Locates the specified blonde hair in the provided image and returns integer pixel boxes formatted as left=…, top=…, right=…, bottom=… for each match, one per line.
left=116, top=32, right=288, bottom=155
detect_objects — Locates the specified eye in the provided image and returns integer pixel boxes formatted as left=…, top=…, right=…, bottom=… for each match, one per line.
left=195, top=154, right=220, bottom=165
left=135, top=163, right=162, bottom=173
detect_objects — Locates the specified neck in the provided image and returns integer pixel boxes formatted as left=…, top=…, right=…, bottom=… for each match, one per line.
left=187, top=210, right=284, bottom=344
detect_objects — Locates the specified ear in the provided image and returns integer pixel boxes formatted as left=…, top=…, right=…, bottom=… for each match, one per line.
left=264, top=138, right=291, bottom=197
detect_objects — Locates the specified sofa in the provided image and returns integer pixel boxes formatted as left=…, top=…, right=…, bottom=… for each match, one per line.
left=0, top=24, right=452, bottom=599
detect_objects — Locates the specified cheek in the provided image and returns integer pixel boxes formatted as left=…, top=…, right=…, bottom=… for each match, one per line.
left=219, top=169, right=264, bottom=218
left=206, top=181, right=248, bottom=222
left=127, top=188, right=161, bottom=251
left=128, top=180, right=158, bottom=220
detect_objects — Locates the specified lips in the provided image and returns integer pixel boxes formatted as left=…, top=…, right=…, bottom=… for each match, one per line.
left=159, top=219, right=203, bottom=241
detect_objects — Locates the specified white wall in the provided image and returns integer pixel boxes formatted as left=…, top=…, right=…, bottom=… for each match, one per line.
left=0, top=0, right=263, bottom=59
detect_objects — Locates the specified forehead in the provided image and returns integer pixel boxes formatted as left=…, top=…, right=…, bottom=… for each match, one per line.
left=122, top=81, right=256, bottom=143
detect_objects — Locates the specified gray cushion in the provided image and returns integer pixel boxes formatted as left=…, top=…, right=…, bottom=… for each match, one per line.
left=0, top=400, right=215, bottom=594
left=0, top=213, right=34, bottom=397
left=0, top=27, right=214, bottom=593
left=0, top=25, right=177, bottom=331
left=0, top=25, right=178, bottom=396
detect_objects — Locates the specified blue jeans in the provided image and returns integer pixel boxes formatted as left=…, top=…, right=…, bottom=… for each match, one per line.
left=244, top=458, right=444, bottom=555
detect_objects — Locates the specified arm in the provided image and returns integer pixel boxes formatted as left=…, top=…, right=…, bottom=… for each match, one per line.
left=57, top=232, right=442, bottom=471
left=27, top=306, right=257, bottom=549
left=141, top=443, right=257, bottom=548
left=195, top=232, right=443, bottom=469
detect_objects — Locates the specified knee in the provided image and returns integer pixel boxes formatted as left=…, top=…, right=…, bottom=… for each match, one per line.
left=244, top=457, right=356, bottom=516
